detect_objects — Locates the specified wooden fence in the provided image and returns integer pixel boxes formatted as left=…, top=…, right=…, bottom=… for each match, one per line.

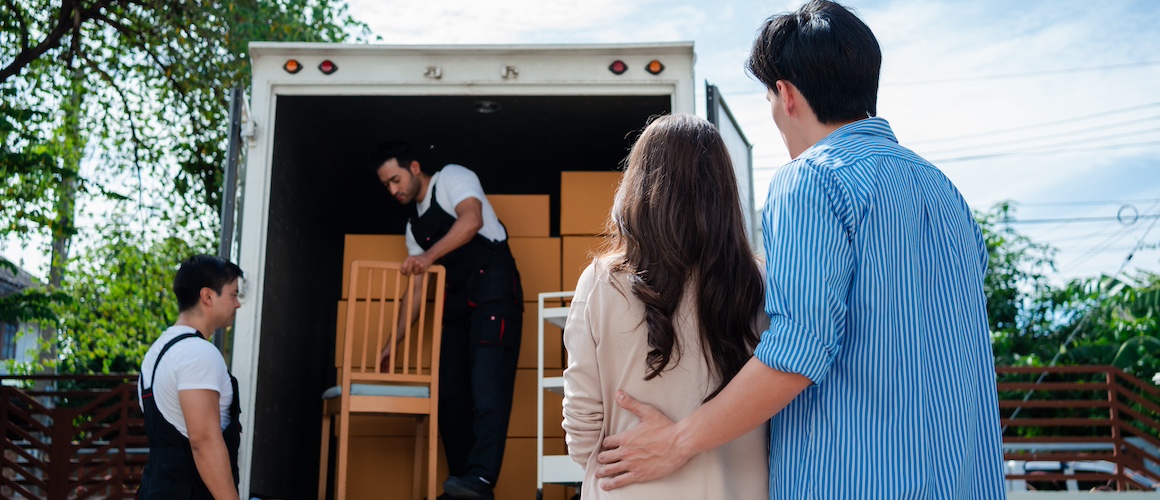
left=3, top=366, right=1160, bottom=497
left=999, top=366, right=1160, bottom=491
left=1, top=375, right=144, bottom=499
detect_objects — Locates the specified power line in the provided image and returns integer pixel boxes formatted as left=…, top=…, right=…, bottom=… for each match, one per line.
left=1060, top=202, right=1160, bottom=273
left=888, top=59, right=1160, bottom=87
left=1004, top=214, right=1160, bottom=225
left=918, top=118, right=1160, bottom=156
left=932, top=140, right=1160, bottom=164
left=909, top=101, right=1160, bottom=145
left=724, top=61, right=1160, bottom=96
left=1003, top=200, right=1160, bottom=430
left=1013, top=198, right=1160, bottom=208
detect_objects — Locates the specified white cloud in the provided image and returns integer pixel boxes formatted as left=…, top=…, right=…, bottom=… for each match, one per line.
left=340, top=0, right=1160, bottom=281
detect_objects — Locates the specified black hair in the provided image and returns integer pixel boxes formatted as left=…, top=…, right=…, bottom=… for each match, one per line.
left=173, top=255, right=244, bottom=312
left=747, top=0, right=881, bottom=124
left=369, top=140, right=417, bottom=174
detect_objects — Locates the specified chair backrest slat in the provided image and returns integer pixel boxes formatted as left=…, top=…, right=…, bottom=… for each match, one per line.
left=359, top=267, right=374, bottom=374
left=343, top=261, right=445, bottom=382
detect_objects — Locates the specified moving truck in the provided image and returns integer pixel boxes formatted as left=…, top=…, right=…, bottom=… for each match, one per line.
left=232, top=42, right=753, bottom=498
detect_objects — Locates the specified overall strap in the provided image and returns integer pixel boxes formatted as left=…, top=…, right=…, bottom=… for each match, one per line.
left=147, top=332, right=203, bottom=389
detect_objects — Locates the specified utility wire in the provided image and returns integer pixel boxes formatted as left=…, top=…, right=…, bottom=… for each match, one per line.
left=725, top=61, right=1160, bottom=96
left=1013, top=198, right=1160, bottom=208
left=918, top=118, right=1160, bottom=156
left=1004, top=214, right=1160, bottom=225
left=1062, top=202, right=1160, bottom=275
left=929, top=126, right=1160, bottom=158
left=910, top=101, right=1160, bottom=145
left=1003, top=202, right=1160, bottom=431
left=932, top=140, right=1160, bottom=164
left=888, top=59, right=1160, bottom=86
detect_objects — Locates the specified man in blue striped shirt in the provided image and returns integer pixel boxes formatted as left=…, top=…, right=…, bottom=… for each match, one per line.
left=595, top=1, right=1007, bottom=497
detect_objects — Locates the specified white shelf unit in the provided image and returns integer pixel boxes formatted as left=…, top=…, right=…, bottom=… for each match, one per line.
left=537, top=291, right=584, bottom=497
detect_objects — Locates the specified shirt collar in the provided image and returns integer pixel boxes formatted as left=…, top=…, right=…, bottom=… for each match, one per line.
left=803, top=117, right=897, bottom=156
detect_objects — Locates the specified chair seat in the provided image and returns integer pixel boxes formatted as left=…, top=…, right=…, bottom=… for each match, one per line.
left=321, top=383, right=430, bottom=400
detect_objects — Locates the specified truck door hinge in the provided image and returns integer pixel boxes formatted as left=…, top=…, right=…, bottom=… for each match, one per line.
left=500, top=65, right=518, bottom=79
left=424, top=66, right=443, bottom=79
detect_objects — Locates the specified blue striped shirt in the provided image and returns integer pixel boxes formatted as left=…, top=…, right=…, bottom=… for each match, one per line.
left=755, top=118, right=1006, bottom=499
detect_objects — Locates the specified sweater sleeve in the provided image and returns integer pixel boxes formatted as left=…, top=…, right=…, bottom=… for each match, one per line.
left=561, top=263, right=604, bottom=467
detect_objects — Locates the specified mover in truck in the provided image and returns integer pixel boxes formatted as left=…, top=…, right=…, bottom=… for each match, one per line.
left=231, top=42, right=753, bottom=498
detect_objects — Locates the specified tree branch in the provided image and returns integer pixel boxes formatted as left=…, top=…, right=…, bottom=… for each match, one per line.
left=0, top=0, right=117, bottom=84
left=0, top=0, right=78, bottom=83
left=3, top=0, right=30, bottom=51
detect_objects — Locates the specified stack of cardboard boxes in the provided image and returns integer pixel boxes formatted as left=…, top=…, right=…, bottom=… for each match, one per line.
left=332, top=172, right=620, bottom=499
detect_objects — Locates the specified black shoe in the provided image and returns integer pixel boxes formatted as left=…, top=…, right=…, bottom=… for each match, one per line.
left=442, top=475, right=495, bottom=499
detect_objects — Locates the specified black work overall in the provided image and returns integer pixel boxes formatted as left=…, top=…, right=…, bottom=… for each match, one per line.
left=410, top=183, right=523, bottom=483
left=139, top=332, right=241, bottom=499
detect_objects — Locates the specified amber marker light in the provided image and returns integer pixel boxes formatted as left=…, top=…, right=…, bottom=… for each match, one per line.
left=283, top=59, right=302, bottom=74
left=645, top=60, right=665, bottom=75
left=319, top=60, right=338, bottom=75
left=609, top=60, right=628, bottom=75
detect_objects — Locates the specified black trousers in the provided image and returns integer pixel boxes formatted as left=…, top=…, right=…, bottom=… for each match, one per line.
left=438, top=308, right=522, bottom=482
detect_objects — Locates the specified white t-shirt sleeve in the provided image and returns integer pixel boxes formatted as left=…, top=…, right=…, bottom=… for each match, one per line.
left=437, top=164, right=487, bottom=213
left=169, top=343, right=232, bottom=431
left=405, top=222, right=424, bottom=256
left=174, top=342, right=230, bottom=393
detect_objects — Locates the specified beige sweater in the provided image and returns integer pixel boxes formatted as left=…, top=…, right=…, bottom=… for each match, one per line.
left=561, top=259, right=770, bottom=500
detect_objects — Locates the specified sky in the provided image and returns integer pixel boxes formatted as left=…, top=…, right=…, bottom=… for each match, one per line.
left=336, top=0, right=1160, bottom=283
left=3, top=0, right=1157, bottom=285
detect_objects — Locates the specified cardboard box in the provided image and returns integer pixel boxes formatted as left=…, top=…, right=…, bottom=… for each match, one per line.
left=488, top=194, right=550, bottom=237
left=562, top=236, right=606, bottom=292
left=495, top=437, right=571, bottom=500
left=335, top=300, right=437, bottom=371
left=560, top=171, right=621, bottom=236
left=509, top=368, right=565, bottom=438
left=509, top=237, right=562, bottom=301
left=341, top=234, right=411, bottom=300
left=518, top=307, right=564, bottom=370
left=339, top=431, right=572, bottom=499
left=340, top=434, right=449, bottom=500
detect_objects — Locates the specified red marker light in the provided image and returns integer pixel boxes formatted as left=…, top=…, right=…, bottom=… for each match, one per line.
left=319, top=60, right=338, bottom=75
left=283, top=59, right=302, bottom=74
left=609, top=60, right=628, bottom=75
left=645, top=60, right=665, bottom=75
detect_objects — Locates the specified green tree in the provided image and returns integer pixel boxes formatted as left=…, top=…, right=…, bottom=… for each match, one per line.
left=981, top=203, right=1160, bottom=378
left=2, top=0, right=366, bottom=373
left=52, top=216, right=209, bottom=374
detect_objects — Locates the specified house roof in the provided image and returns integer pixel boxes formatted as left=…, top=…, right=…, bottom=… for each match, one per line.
left=0, top=257, right=38, bottom=297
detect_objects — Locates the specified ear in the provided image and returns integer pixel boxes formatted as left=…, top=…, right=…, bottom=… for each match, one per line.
left=775, top=80, right=798, bottom=116
left=200, top=287, right=216, bottom=306
left=409, top=161, right=422, bottom=176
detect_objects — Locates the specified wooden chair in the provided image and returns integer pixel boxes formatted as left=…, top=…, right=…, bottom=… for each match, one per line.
left=319, top=260, right=445, bottom=500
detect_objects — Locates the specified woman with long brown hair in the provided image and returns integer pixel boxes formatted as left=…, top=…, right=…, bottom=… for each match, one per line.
left=562, top=113, right=769, bottom=498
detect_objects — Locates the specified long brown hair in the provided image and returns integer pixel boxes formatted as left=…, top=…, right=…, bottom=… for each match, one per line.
left=604, top=113, right=764, bottom=402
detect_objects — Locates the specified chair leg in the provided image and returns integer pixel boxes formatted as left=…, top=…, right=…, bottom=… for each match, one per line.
left=413, top=417, right=424, bottom=500
left=336, top=408, right=351, bottom=500
left=319, top=413, right=331, bottom=500
left=428, top=412, right=438, bottom=500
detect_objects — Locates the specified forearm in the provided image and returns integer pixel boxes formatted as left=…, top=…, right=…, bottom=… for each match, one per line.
left=190, top=434, right=239, bottom=500
left=395, top=276, right=425, bottom=335
left=673, top=357, right=811, bottom=457
left=423, top=213, right=482, bottom=262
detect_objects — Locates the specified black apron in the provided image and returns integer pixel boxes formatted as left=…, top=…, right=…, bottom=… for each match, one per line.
left=139, top=332, right=241, bottom=499
left=410, top=183, right=523, bottom=318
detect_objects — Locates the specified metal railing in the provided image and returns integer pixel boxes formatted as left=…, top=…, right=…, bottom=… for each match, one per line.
left=999, top=366, right=1160, bottom=491
left=1, top=375, right=144, bottom=499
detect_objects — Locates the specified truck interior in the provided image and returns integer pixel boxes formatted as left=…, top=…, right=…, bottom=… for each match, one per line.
left=250, top=94, right=671, bottom=497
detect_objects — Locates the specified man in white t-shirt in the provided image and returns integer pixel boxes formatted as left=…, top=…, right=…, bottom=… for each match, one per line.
left=373, top=141, right=524, bottom=500
left=138, top=255, right=243, bottom=500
